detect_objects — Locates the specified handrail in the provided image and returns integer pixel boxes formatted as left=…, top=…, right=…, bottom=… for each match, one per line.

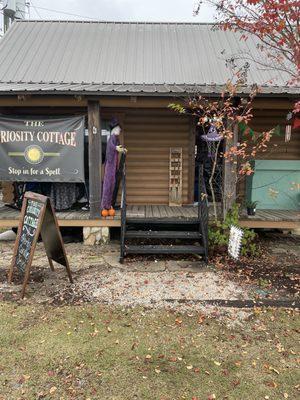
left=198, top=163, right=209, bottom=262
left=120, top=157, right=127, bottom=263
left=119, top=161, right=207, bottom=263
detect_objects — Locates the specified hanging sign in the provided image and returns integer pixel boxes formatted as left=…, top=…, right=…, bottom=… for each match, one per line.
left=8, top=192, right=73, bottom=298
left=228, top=225, right=244, bottom=260
left=0, top=115, right=85, bottom=182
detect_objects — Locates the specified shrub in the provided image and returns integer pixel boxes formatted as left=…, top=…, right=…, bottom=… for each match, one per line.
left=208, top=204, right=258, bottom=257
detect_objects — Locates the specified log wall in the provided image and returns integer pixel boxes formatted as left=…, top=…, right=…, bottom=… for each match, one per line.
left=123, top=108, right=191, bottom=205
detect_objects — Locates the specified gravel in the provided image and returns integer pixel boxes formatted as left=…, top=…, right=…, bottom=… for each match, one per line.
left=89, top=269, right=245, bottom=307
left=0, top=242, right=249, bottom=314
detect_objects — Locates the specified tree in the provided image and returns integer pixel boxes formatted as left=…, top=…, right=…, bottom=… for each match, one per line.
left=195, top=0, right=300, bottom=82
left=169, top=71, right=276, bottom=221
left=188, top=0, right=299, bottom=221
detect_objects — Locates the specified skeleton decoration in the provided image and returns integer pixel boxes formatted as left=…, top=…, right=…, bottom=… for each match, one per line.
left=228, top=225, right=244, bottom=260
left=285, top=112, right=293, bottom=143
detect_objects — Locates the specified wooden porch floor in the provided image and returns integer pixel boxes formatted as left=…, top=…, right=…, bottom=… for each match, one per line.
left=0, top=205, right=199, bottom=228
left=239, top=209, right=300, bottom=229
left=0, top=204, right=299, bottom=229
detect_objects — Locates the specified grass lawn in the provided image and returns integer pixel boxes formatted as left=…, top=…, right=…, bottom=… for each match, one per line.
left=0, top=303, right=298, bottom=400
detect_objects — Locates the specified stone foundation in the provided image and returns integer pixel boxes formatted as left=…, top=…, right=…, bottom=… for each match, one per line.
left=83, top=227, right=110, bottom=245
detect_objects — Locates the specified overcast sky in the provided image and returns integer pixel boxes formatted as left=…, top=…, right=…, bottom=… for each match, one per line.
left=28, top=0, right=215, bottom=22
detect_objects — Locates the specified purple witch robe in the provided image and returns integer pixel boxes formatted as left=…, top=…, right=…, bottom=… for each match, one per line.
left=101, top=134, right=120, bottom=209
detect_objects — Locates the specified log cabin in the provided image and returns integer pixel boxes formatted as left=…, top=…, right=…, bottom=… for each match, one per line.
left=0, top=20, right=299, bottom=252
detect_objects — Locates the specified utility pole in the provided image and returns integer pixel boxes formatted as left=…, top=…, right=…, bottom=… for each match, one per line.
left=1, top=0, right=27, bottom=33
left=0, top=0, right=4, bottom=37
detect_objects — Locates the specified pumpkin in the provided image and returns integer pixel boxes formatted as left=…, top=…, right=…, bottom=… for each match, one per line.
left=101, top=209, right=109, bottom=217
left=108, top=207, right=116, bottom=217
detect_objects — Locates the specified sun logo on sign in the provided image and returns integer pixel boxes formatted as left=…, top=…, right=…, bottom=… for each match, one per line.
left=24, top=145, right=45, bottom=164
left=8, top=145, right=60, bottom=163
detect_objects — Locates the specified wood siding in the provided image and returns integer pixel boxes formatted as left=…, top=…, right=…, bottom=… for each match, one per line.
left=250, top=109, right=300, bottom=161
left=0, top=96, right=297, bottom=208
left=123, top=108, right=191, bottom=205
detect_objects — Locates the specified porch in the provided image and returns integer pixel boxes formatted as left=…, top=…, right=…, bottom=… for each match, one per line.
left=239, top=209, right=300, bottom=230
left=0, top=205, right=199, bottom=228
left=0, top=204, right=299, bottom=230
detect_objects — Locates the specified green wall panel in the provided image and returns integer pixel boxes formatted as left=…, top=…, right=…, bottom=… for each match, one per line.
left=246, top=160, right=300, bottom=210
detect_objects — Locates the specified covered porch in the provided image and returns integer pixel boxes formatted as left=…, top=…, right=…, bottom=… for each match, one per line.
left=0, top=204, right=299, bottom=230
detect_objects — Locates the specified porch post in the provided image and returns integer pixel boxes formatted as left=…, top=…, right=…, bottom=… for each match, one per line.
left=222, top=122, right=238, bottom=218
left=188, top=117, right=196, bottom=204
left=88, top=100, right=102, bottom=218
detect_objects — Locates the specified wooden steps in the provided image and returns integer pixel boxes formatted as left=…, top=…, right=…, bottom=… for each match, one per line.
left=126, top=218, right=200, bottom=225
left=125, top=230, right=202, bottom=239
left=125, top=244, right=205, bottom=255
left=119, top=163, right=209, bottom=264
left=121, top=218, right=206, bottom=262
left=123, top=218, right=205, bottom=260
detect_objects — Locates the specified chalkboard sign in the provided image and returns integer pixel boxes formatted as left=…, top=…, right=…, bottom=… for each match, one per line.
left=15, top=198, right=43, bottom=274
left=8, top=192, right=73, bottom=298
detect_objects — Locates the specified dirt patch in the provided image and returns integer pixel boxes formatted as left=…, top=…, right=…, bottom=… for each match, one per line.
left=212, top=232, right=300, bottom=299
left=0, top=232, right=298, bottom=311
left=0, top=242, right=247, bottom=311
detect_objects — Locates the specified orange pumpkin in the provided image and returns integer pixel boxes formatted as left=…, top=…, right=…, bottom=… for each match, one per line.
left=101, top=209, right=109, bottom=217
left=108, top=208, right=116, bottom=217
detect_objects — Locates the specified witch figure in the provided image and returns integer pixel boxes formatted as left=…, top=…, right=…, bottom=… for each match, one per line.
left=101, top=118, right=126, bottom=215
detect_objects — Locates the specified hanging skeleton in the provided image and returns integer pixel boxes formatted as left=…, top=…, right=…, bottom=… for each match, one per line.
left=285, top=111, right=293, bottom=142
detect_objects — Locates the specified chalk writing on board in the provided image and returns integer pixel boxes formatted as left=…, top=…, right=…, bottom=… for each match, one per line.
left=9, top=192, right=73, bottom=299
left=15, top=199, right=43, bottom=273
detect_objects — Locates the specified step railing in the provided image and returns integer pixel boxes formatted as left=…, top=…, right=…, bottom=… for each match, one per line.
left=120, top=158, right=127, bottom=263
left=120, top=161, right=208, bottom=263
left=198, top=164, right=209, bottom=262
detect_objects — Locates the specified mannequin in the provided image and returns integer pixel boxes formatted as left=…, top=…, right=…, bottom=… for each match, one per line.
left=101, top=118, right=126, bottom=214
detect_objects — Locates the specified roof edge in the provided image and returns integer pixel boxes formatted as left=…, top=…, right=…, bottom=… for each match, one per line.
left=14, top=19, right=217, bottom=26
left=0, top=92, right=297, bottom=99
left=0, top=81, right=299, bottom=89
left=0, top=83, right=298, bottom=97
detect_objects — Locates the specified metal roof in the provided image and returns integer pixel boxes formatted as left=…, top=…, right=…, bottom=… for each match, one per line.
left=0, top=82, right=298, bottom=96
left=0, top=20, right=298, bottom=96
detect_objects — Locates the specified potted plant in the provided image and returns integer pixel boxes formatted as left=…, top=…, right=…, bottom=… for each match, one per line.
left=246, top=200, right=259, bottom=216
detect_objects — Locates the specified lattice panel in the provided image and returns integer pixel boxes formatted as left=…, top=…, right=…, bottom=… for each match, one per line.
left=2, top=182, right=15, bottom=204
left=169, top=147, right=183, bottom=206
